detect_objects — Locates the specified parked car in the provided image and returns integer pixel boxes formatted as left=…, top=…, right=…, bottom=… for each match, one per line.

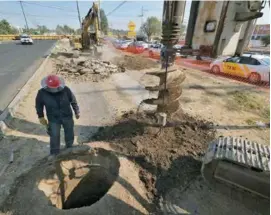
left=148, top=44, right=182, bottom=58
left=127, top=41, right=145, bottom=54
left=210, top=54, right=270, bottom=83
left=136, top=41, right=149, bottom=50
left=20, top=34, right=33, bottom=45
left=148, top=44, right=163, bottom=58
left=118, top=40, right=133, bottom=50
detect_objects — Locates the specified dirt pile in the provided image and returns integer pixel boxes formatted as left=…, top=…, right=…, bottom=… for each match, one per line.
left=54, top=56, right=125, bottom=83
left=52, top=38, right=73, bottom=54
left=114, top=55, right=158, bottom=70
left=92, top=111, right=216, bottom=199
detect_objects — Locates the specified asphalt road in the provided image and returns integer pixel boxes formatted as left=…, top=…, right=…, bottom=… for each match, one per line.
left=0, top=40, right=55, bottom=112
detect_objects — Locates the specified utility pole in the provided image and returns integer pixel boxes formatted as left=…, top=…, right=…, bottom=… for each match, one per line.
left=98, top=0, right=101, bottom=29
left=138, top=6, right=148, bottom=27
left=76, top=0, right=82, bottom=30
left=19, top=1, right=29, bottom=32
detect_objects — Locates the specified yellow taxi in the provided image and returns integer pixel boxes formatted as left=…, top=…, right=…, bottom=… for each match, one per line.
left=210, top=54, right=270, bottom=83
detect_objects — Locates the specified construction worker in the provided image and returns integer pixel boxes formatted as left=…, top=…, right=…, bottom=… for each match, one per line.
left=35, top=74, right=80, bottom=155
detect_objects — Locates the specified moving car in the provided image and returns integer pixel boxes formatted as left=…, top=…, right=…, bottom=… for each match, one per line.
left=210, top=54, right=270, bottom=83
left=20, top=34, right=33, bottom=45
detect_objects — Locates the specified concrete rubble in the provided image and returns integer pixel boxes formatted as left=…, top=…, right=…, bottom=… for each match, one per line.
left=55, top=56, right=125, bottom=83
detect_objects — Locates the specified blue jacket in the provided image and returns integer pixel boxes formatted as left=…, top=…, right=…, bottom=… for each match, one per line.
left=35, top=86, right=80, bottom=123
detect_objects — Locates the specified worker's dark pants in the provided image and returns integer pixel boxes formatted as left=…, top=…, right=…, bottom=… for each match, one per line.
left=48, top=118, right=74, bottom=155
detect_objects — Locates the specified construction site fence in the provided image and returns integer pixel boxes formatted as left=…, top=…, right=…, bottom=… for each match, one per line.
left=109, top=42, right=270, bottom=89
left=0, top=35, right=75, bottom=41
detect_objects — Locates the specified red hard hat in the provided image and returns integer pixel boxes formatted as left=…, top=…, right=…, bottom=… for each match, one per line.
left=45, top=75, right=61, bottom=88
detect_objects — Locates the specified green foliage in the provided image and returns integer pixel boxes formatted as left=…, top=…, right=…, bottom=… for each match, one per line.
left=0, top=19, right=51, bottom=35
left=261, top=35, right=270, bottom=47
left=110, top=29, right=128, bottom=37
left=75, top=28, right=81, bottom=35
left=55, top=25, right=75, bottom=35
left=37, top=25, right=50, bottom=34
left=100, top=9, right=108, bottom=35
left=140, top=16, right=161, bottom=40
left=23, top=28, right=39, bottom=34
left=0, top=19, right=18, bottom=34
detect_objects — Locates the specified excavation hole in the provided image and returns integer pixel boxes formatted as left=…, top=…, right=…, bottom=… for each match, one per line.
left=38, top=148, right=120, bottom=210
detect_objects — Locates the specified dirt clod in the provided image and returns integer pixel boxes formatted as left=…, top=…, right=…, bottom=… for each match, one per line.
left=114, top=55, right=158, bottom=70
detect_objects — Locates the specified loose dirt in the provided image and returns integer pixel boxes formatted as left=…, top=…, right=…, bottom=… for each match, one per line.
left=91, top=110, right=269, bottom=215
left=92, top=111, right=216, bottom=199
left=113, top=55, right=159, bottom=70
left=127, top=65, right=270, bottom=144
left=0, top=40, right=269, bottom=215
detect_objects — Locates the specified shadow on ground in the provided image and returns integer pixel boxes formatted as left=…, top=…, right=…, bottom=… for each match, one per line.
left=1, top=111, right=270, bottom=214
left=0, top=132, right=154, bottom=214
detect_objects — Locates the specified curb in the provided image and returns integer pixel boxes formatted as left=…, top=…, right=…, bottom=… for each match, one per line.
left=0, top=43, right=56, bottom=136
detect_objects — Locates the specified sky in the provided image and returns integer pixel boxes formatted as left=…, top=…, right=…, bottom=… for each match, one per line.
left=0, top=1, right=270, bottom=31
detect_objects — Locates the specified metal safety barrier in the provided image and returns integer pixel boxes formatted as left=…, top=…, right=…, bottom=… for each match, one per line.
left=0, top=35, right=74, bottom=41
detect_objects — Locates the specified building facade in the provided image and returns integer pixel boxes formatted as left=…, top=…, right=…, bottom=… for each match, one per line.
left=250, top=24, right=270, bottom=47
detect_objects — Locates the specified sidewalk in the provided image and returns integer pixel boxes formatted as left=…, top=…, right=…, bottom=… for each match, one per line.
left=0, top=57, right=152, bottom=208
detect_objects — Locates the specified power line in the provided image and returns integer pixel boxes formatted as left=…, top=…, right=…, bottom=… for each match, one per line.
left=19, top=1, right=29, bottom=31
left=138, top=6, right=148, bottom=27
left=22, top=1, right=77, bottom=13
left=0, top=10, right=78, bottom=20
left=75, top=0, right=82, bottom=29
left=106, top=1, right=127, bottom=16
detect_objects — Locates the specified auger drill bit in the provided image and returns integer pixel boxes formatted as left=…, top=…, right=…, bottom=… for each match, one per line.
left=142, top=1, right=186, bottom=117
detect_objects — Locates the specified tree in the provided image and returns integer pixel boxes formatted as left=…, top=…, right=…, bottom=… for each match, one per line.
left=140, top=17, right=161, bottom=41
left=110, top=28, right=128, bottom=37
left=0, top=19, right=18, bottom=34
left=100, top=9, right=108, bottom=35
left=23, top=28, right=38, bottom=34
left=56, top=25, right=64, bottom=34
left=55, top=25, right=75, bottom=35
left=75, top=28, right=81, bottom=35
left=261, top=35, right=270, bottom=47
left=37, top=25, right=50, bottom=34
left=63, top=25, right=75, bottom=34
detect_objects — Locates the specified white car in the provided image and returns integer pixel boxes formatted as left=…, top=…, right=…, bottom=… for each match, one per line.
left=148, top=44, right=162, bottom=58
left=119, top=40, right=132, bottom=49
left=210, top=54, right=270, bottom=83
left=20, top=34, right=33, bottom=45
left=137, top=41, right=149, bottom=50
left=148, top=44, right=181, bottom=58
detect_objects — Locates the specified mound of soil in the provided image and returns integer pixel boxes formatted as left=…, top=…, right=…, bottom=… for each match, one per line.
left=114, top=55, right=158, bottom=70
left=93, top=111, right=216, bottom=200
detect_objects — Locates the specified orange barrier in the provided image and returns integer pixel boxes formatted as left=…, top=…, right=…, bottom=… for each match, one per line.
left=110, top=43, right=269, bottom=89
